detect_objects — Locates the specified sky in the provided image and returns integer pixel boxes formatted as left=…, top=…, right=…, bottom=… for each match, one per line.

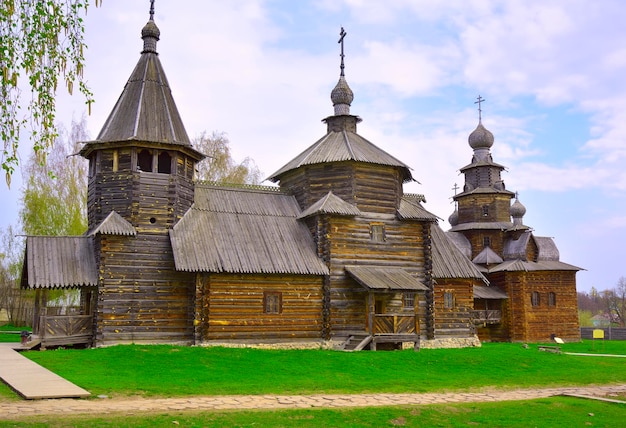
left=2, top=0, right=626, bottom=293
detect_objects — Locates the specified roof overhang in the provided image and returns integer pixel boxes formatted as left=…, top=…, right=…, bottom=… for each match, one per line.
left=345, top=265, right=429, bottom=291
left=473, top=285, right=508, bottom=299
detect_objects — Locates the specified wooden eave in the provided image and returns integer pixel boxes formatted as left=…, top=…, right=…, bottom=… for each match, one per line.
left=449, top=221, right=514, bottom=232
left=21, top=236, right=98, bottom=289
left=397, top=197, right=439, bottom=221
left=268, top=129, right=414, bottom=183
left=453, top=187, right=516, bottom=200
left=345, top=265, right=429, bottom=291
left=487, top=260, right=584, bottom=273
left=474, top=285, right=508, bottom=299
left=459, top=159, right=507, bottom=172
left=79, top=139, right=205, bottom=161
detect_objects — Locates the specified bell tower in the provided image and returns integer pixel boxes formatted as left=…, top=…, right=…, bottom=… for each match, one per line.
left=79, top=4, right=204, bottom=346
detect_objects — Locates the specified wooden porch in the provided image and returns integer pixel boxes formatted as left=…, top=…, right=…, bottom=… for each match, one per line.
left=343, top=312, right=420, bottom=351
left=471, top=309, right=502, bottom=325
left=29, top=311, right=93, bottom=349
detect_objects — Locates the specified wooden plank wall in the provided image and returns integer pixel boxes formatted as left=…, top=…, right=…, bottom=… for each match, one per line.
left=323, top=216, right=428, bottom=337
left=279, top=162, right=402, bottom=215
left=491, top=271, right=580, bottom=342
left=198, top=273, right=324, bottom=341
left=432, top=279, right=475, bottom=337
left=95, top=233, right=195, bottom=345
left=90, top=151, right=197, bottom=345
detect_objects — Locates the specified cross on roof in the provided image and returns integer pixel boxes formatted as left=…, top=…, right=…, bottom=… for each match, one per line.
left=451, top=183, right=459, bottom=195
left=338, top=27, right=346, bottom=77
left=149, top=0, right=155, bottom=21
left=474, top=95, right=485, bottom=122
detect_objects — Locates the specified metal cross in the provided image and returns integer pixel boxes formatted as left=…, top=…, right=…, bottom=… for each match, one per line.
left=474, top=95, right=485, bottom=122
left=338, top=27, right=347, bottom=76
left=451, top=183, right=459, bottom=195
left=149, top=0, right=155, bottom=21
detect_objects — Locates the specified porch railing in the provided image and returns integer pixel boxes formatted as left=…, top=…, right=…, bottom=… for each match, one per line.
left=38, top=314, right=93, bottom=347
left=471, top=310, right=502, bottom=324
left=373, top=314, right=416, bottom=335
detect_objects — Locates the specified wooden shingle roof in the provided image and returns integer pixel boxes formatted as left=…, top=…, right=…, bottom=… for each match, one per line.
left=268, top=130, right=414, bottom=183
left=80, top=17, right=203, bottom=161
left=345, top=266, right=429, bottom=291
left=21, top=236, right=98, bottom=289
left=431, top=224, right=488, bottom=283
left=170, top=184, right=329, bottom=275
left=487, top=260, right=583, bottom=273
left=298, top=191, right=362, bottom=219
left=89, top=211, right=136, bottom=236
left=397, top=196, right=439, bottom=221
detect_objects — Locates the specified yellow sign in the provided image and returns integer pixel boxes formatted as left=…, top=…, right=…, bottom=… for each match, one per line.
left=593, top=329, right=605, bottom=339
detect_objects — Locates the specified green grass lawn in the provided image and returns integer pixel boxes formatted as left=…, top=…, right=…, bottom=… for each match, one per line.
left=1, top=340, right=625, bottom=426
left=0, top=324, right=29, bottom=343
left=10, top=340, right=626, bottom=399
left=0, top=396, right=623, bottom=427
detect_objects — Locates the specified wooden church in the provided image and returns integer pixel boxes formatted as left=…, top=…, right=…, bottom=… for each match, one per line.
left=20, top=10, right=581, bottom=349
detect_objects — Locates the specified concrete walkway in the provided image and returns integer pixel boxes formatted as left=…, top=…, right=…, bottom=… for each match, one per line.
left=0, top=343, right=90, bottom=400
left=1, top=384, right=625, bottom=420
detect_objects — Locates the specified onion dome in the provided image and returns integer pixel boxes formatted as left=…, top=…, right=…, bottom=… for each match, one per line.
left=468, top=122, right=494, bottom=150
left=141, top=19, right=160, bottom=54
left=331, top=76, right=354, bottom=115
left=510, top=196, right=526, bottom=218
left=448, top=208, right=459, bottom=227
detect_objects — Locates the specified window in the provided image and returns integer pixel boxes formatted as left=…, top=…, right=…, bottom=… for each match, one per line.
left=158, top=151, right=172, bottom=174
left=112, top=150, right=119, bottom=172
left=444, top=291, right=455, bottom=309
left=482, top=205, right=489, bottom=217
left=531, top=291, right=540, bottom=307
left=370, top=223, right=385, bottom=242
left=264, top=292, right=282, bottom=314
left=548, top=292, right=556, bottom=307
left=483, top=236, right=491, bottom=248
left=137, top=149, right=153, bottom=172
left=404, top=293, right=415, bottom=309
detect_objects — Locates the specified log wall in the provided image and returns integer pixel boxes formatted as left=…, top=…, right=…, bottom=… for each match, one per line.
left=432, top=279, right=475, bottom=337
left=320, top=215, right=428, bottom=337
left=279, top=162, right=403, bottom=215
left=490, top=270, right=580, bottom=342
left=95, top=233, right=195, bottom=345
left=198, top=273, right=324, bottom=341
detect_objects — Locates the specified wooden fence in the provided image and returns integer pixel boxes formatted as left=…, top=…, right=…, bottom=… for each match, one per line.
left=580, top=327, right=626, bottom=341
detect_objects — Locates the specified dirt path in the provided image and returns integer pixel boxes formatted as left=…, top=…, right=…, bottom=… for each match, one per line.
left=1, top=384, right=625, bottom=420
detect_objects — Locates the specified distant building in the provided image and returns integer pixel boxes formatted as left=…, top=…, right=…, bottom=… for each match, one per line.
left=21, top=12, right=580, bottom=349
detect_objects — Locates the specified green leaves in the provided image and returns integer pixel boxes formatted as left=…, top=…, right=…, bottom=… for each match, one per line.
left=0, top=0, right=100, bottom=188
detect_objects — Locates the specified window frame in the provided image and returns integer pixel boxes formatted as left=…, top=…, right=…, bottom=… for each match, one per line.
left=443, top=291, right=455, bottom=309
left=370, top=223, right=386, bottom=242
left=403, top=292, right=416, bottom=310
left=531, top=291, right=540, bottom=307
left=548, top=292, right=556, bottom=307
left=263, top=291, right=282, bottom=314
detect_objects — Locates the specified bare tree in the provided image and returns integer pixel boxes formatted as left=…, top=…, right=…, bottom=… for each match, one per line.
left=604, top=277, right=626, bottom=327
left=194, top=131, right=262, bottom=185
